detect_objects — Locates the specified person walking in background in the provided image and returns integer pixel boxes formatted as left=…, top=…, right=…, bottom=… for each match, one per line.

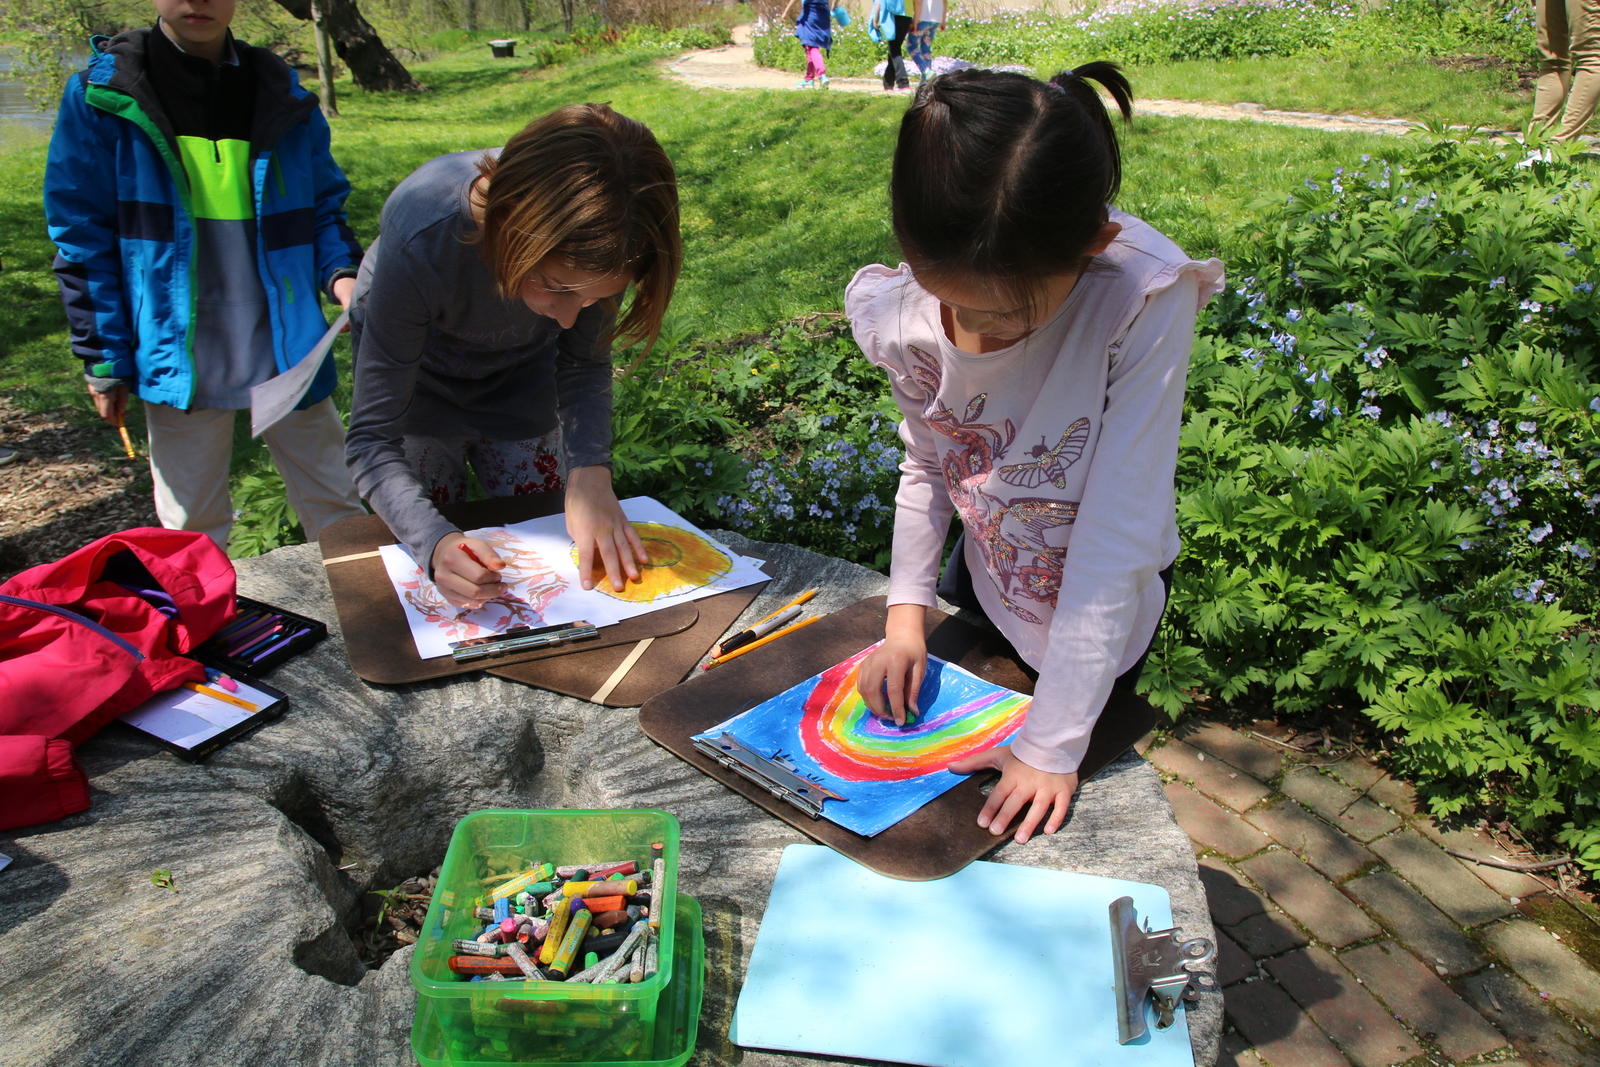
left=781, top=0, right=834, bottom=88
left=905, top=0, right=945, bottom=84
left=869, top=0, right=912, bottom=91
left=1534, top=0, right=1600, bottom=141
left=45, top=0, right=367, bottom=550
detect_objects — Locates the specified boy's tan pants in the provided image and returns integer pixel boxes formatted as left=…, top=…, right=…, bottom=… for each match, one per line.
left=143, top=397, right=366, bottom=549
left=1535, top=0, right=1600, bottom=141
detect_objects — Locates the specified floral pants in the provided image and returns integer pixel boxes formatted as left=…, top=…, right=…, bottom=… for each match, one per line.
left=403, top=430, right=565, bottom=508
left=906, top=20, right=938, bottom=76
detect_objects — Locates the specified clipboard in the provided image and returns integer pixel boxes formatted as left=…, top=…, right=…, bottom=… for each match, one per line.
left=318, top=495, right=768, bottom=696
left=637, top=596, right=1160, bottom=881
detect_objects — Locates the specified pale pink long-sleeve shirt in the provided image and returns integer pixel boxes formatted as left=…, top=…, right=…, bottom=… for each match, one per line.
left=846, top=211, right=1224, bottom=774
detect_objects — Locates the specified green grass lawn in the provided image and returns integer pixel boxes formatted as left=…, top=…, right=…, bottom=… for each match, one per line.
left=1127, top=54, right=1533, bottom=129
left=0, top=41, right=1408, bottom=548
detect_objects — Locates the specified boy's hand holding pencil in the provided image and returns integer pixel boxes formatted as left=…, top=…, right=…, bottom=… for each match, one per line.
left=431, top=535, right=507, bottom=610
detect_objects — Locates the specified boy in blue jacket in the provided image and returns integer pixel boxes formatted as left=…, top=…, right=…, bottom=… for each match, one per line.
left=45, top=0, right=367, bottom=548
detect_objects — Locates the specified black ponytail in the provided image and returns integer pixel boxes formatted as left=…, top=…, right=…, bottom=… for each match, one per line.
left=891, top=62, right=1132, bottom=314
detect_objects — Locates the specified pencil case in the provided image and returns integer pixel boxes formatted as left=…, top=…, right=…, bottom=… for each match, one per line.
left=196, top=595, right=328, bottom=675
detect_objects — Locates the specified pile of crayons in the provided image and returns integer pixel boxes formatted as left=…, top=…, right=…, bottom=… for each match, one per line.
left=447, top=844, right=667, bottom=984
left=203, top=601, right=323, bottom=671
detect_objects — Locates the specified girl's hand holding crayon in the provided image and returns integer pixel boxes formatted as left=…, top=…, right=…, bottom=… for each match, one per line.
left=431, top=535, right=507, bottom=610
left=947, top=746, right=1078, bottom=845
left=857, top=603, right=930, bottom=726
left=565, top=464, right=647, bottom=592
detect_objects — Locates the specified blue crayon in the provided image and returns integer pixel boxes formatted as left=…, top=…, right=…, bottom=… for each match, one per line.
left=494, top=898, right=511, bottom=922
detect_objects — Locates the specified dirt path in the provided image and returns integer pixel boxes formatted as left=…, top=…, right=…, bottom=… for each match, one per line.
left=668, top=26, right=1518, bottom=139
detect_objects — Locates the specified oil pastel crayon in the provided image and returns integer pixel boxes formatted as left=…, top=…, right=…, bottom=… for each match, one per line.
left=594, top=921, right=649, bottom=984
left=538, top=897, right=573, bottom=965
left=546, top=906, right=592, bottom=980
left=649, top=844, right=666, bottom=930
left=564, top=958, right=607, bottom=983
left=583, top=951, right=599, bottom=971
left=643, top=932, right=659, bottom=978
left=493, top=897, right=511, bottom=922
left=581, top=895, right=625, bottom=913
left=222, top=617, right=278, bottom=655
left=504, top=940, right=544, bottom=980
left=590, top=909, right=630, bottom=930
left=453, top=939, right=508, bottom=957
left=627, top=939, right=646, bottom=983
left=561, top=879, right=637, bottom=897
left=475, top=907, right=495, bottom=921
left=448, top=955, right=526, bottom=976
left=489, top=863, right=555, bottom=900
left=214, top=611, right=266, bottom=640
left=554, top=861, right=631, bottom=879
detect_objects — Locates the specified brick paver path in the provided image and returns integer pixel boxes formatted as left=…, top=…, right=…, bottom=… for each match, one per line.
left=1143, top=722, right=1600, bottom=1067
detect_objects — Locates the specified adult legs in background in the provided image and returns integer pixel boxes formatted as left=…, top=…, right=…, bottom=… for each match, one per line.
left=260, top=397, right=367, bottom=540
left=1535, top=0, right=1600, bottom=139
left=144, top=402, right=236, bottom=548
left=906, top=20, right=937, bottom=79
left=804, top=45, right=827, bottom=82
left=883, top=14, right=912, bottom=90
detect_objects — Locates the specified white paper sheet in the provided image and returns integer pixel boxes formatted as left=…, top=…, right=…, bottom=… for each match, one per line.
left=119, top=680, right=279, bottom=751
left=380, top=495, right=769, bottom=660
left=249, top=309, right=349, bottom=437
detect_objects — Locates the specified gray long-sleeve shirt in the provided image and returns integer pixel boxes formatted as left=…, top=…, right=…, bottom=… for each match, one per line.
left=345, top=149, right=615, bottom=566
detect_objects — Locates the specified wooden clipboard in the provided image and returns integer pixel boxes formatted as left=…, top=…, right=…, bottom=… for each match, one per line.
left=637, top=596, right=1160, bottom=881
left=318, top=495, right=765, bottom=692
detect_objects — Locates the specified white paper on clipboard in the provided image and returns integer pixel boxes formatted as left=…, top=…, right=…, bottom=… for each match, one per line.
left=249, top=308, right=349, bottom=437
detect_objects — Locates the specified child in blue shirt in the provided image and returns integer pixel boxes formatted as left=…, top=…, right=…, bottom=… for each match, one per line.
left=45, top=0, right=367, bottom=548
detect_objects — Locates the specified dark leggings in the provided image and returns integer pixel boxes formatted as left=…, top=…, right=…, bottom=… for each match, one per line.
left=883, top=14, right=912, bottom=89
left=935, top=531, right=1174, bottom=691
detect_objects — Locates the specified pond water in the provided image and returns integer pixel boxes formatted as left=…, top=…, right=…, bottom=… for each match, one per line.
left=0, top=47, right=92, bottom=133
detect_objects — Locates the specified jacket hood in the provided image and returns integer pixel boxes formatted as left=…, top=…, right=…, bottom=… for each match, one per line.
left=87, top=26, right=318, bottom=155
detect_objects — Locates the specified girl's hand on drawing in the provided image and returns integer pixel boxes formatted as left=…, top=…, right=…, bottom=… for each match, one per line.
left=566, top=464, right=646, bottom=592
left=87, top=382, right=129, bottom=427
left=857, top=603, right=929, bottom=725
left=948, top=746, right=1079, bottom=844
left=431, top=534, right=506, bottom=610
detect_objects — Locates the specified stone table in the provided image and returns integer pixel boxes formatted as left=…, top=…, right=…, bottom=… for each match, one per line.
left=0, top=534, right=1220, bottom=1067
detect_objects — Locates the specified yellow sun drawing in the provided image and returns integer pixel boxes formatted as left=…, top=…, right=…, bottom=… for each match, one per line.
left=578, top=523, right=733, bottom=602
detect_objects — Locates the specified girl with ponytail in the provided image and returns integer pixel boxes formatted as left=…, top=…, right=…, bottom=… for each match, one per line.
left=848, top=65, right=1225, bottom=844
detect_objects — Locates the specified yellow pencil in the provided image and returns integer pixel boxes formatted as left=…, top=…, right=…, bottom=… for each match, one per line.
left=750, top=588, right=818, bottom=629
left=181, top=681, right=259, bottom=713
left=703, top=614, right=822, bottom=670
left=115, top=413, right=136, bottom=460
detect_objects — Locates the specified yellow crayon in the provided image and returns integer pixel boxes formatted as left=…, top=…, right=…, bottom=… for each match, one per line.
left=546, top=906, right=592, bottom=980
left=562, top=879, right=637, bottom=897
left=538, top=896, right=573, bottom=965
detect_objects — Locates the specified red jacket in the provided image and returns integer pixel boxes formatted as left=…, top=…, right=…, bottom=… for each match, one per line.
left=0, top=529, right=235, bottom=830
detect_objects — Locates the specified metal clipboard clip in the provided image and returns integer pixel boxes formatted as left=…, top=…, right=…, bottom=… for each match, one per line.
left=1110, top=895, right=1215, bottom=1044
left=691, top=732, right=847, bottom=819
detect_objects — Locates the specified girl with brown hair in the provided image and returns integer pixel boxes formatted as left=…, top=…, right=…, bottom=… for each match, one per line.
left=346, top=104, right=682, bottom=609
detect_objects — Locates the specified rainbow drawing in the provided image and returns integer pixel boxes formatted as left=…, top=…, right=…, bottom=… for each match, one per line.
left=694, top=642, right=1032, bottom=837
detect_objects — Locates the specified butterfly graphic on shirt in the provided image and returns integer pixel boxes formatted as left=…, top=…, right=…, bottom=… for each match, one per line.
left=907, top=344, right=1085, bottom=623
left=998, top=418, right=1091, bottom=489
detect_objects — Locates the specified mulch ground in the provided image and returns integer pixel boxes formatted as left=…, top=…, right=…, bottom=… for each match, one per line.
left=0, top=396, right=158, bottom=582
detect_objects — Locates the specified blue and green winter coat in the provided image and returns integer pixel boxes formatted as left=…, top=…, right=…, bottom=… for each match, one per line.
left=44, top=29, right=362, bottom=411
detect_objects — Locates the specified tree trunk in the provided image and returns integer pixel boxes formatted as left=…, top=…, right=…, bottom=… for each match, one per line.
left=309, top=0, right=338, bottom=117
left=272, top=0, right=426, bottom=92
left=559, top=0, right=574, bottom=34
left=460, top=0, right=477, bottom=31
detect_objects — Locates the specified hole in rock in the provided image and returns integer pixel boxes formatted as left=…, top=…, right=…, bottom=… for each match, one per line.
left=354, top=867, right=443, bottom=971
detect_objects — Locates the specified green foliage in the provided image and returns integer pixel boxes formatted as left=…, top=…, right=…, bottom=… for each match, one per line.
left=753, top=0, right=1536, bottom=80
left=228, top=467, right=305, bottom=559
left=1148, top=134, right=1600, bottom=870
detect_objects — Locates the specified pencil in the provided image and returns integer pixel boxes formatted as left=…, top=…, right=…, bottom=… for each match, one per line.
left=115, top=413, right=136, bottom=460
left=181, top=681, right=260, bottom=712
left=750, top=588, right=817, bottom=629
left=702, top=614, right=822, bottom=670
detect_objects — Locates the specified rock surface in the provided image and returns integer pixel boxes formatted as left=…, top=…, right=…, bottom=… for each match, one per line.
left=0, top=534, right=1219, bottom=1067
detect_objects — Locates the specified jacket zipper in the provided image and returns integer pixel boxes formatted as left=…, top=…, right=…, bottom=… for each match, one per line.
left=0, top=594, right=146, bottom=661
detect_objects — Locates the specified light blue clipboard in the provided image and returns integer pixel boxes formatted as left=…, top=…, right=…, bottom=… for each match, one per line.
left=731, top=844, right=1196, bottom=1067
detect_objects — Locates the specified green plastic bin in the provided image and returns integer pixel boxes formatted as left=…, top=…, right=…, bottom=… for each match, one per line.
left=411, top=893, right=704, bottom=1066
left=412, top=809, right=679, bottom=1013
